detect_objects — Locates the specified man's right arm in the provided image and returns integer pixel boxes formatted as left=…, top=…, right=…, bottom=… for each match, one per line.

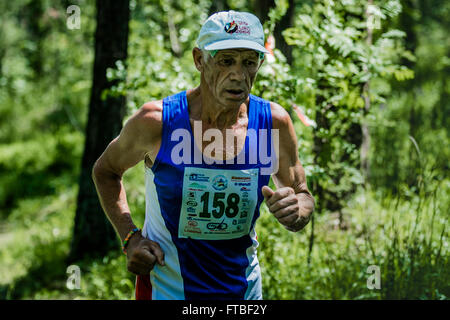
left=92, top=101, right=165, bottom=274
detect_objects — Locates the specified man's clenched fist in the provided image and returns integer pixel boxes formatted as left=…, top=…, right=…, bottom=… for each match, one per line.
left=126, top=234, right=165, bottom=275
left=261, top=185, right=309, bottom=232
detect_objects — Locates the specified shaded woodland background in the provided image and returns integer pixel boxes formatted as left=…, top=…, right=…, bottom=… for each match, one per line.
left=0, top=0, right=448, bottom=299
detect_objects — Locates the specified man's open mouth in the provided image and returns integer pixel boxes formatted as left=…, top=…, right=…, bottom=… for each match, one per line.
left=226, top=89, right=245, bottom=95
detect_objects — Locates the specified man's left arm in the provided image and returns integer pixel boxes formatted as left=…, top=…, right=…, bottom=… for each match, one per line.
left=261, top=102, right=315, bottom=232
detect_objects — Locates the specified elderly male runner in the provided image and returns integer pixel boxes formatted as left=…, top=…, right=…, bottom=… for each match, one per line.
left=92, top=11, right=315, bottom=300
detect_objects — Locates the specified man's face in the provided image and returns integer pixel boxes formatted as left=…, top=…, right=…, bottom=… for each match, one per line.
left=196, top=48, right=263, bottom=106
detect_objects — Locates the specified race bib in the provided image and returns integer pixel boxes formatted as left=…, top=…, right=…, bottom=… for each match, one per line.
left=178, top=167, right=259, bottom=240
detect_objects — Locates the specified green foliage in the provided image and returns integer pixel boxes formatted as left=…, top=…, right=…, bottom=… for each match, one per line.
left=368, top=0, right=450, bottom=192
left=0, top=0, right=448, bottom=301
left=0, top=186, right=76, bottom=299
left=0, top=0, right=94, bottom=215
left=0, top=131, right=83, bottom=215
left=80, top=253, right=135, bottom=300
left=281, top=0, right=414, bottom=212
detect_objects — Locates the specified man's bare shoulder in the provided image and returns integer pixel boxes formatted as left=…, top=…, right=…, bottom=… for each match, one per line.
left=269, top=101, right=292, bottom=131
left=269, top=101, right=299, bottom=161
left=125, top=100, right=163, bottom=140
left=135, top=100, right=163, bottom=127
left=118, top=100, right=163, bottom=158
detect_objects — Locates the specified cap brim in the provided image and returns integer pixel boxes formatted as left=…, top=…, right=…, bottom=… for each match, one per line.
left=204, top=39, right=269, bottom=54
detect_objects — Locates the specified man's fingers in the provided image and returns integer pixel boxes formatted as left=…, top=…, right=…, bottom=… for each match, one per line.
left=261, top=186, right=274, bottom=200
left=148, top=241, right=165, bottom=266
left=135, top=248, right=157, bottom=266
left=265, top=187, right=295, bottom=207
left=128, top=253, right=155, bottom=275
left=267, top=194, right=298, bottom=213
left=140, top=239, right=165, bottom=266
left=272, top=203, right=298, bottom=219
left=126, top=238, right=165, bottom=275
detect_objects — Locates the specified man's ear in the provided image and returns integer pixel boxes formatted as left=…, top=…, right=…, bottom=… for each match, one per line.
left=193, top=47, right=204, bottom=72
left=258, top=57, right=265, bottom=70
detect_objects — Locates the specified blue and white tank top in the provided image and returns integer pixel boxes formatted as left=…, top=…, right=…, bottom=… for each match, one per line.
left=142, top=90, right=275, bottom=300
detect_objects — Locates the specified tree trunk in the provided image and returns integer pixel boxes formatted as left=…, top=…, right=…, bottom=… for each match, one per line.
left=273, top=0, right=295, bottom=64
left=252, top=0, right=275, bottom=23
left=69, top=0, right=130, bottom=262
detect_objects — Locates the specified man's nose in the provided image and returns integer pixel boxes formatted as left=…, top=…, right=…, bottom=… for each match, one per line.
left=229, top=63, right=246, bottom=81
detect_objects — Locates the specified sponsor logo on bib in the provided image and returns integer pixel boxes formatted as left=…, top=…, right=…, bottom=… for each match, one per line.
left=212, top=175, right=228, bottom=191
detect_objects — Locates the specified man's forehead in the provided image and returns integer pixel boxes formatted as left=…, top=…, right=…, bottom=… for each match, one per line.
left=216, top=49, right=259, bottom=57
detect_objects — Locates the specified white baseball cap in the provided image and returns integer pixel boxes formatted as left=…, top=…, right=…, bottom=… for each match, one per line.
left=197, top=10, right=269, bottom=54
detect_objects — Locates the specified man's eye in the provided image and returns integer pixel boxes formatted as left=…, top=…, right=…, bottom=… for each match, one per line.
left=219, top=59, right=233, bottom=66
left=245, top=60, right=257, bottom=66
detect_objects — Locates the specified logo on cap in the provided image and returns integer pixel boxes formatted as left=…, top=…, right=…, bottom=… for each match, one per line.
left=224, top=21, right=238, bottom=34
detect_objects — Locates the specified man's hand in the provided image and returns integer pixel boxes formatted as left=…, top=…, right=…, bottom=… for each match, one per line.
left=126, top=233, right=165, bottom=275
left=261, top=185, right=310, bottom=232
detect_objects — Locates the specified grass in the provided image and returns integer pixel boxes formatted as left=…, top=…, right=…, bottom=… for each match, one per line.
left=257, top=180, right=449, bottom=299
left=0, top=163, right=448, bottom=299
